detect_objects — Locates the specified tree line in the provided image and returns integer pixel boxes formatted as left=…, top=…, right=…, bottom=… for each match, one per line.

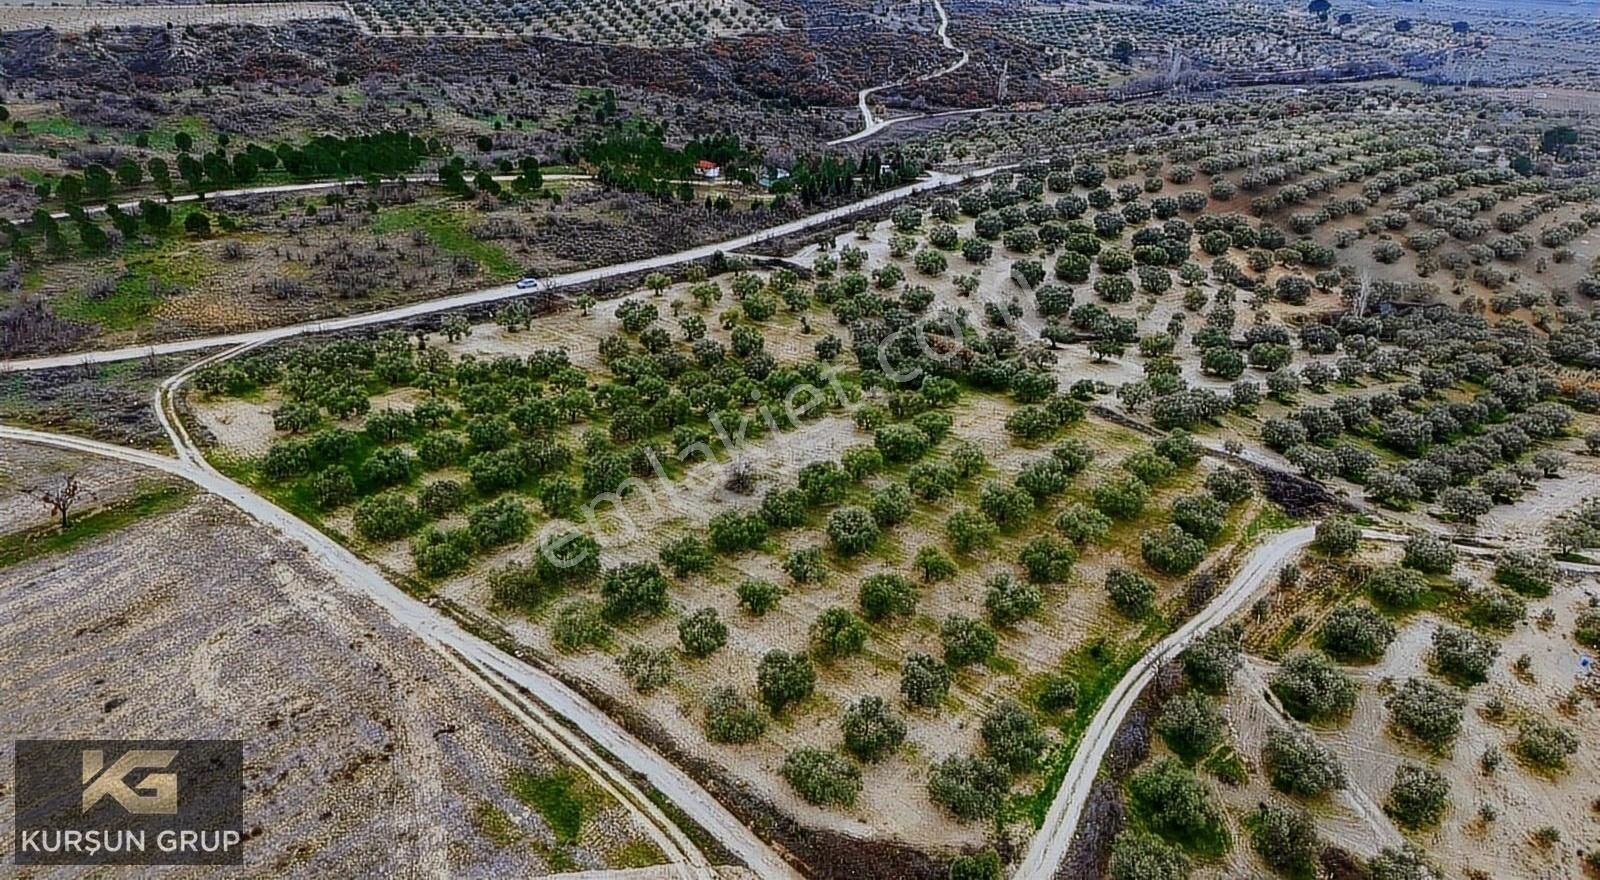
left=32, top=130, right=444, bottom=207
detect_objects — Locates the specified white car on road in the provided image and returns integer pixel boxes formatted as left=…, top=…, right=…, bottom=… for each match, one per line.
left=515, top=277, right=543, bottom=291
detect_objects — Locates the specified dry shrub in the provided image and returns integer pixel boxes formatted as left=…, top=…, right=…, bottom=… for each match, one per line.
left=85, top=275, right=119, bottom=301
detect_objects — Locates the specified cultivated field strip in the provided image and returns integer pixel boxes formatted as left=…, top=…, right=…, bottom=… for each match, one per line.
left=0, top=2, right=350, bottom=32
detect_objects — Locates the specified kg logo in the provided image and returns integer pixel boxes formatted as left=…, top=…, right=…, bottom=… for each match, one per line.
left=14, top=739, right=243, bottom=865
left=80, top=749, right=179, bottom=815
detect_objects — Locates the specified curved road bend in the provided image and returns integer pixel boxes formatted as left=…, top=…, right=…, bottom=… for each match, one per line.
left=0, top=424, right=797, bottom=880
left=5, top=163, right=1012, bottom=374
left=1015, top=525, right=1317, bottom=879
left=828, top=0, right=980, bottom=146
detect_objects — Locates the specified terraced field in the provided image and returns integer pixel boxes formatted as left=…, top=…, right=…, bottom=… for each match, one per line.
left=346, top=0, right=781, bottom=44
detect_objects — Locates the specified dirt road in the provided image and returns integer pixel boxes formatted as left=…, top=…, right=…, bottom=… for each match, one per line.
left=0, top=423, right=797, bottom=880
left=1014, top=525, right=1318, bottom=879
left=827, top=0, right=987, bottom=146
left=45, top=174, right=597, bottom=221
left=4, top=164, right=1010, bottom=373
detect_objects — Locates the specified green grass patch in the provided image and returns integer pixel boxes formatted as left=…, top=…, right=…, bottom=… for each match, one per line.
left=642, top=783, right=735, bottom=866
left=508, top=768, right=598, bottom=845
left=471, top=801, right=523, bottom=847
left=20, top=116, right=88, bottom=139
left=117, top=115, right=211, bottom=151
left=530, top=838, right=579, bottom=872
left=371, top=204, right=521, bottom=279
left=52, top=234, right=215, bottom=330
left=1241, top=503, right=1295, bottom=542
left=2, top=166, right=49, bottom=185
left=54, top=273, right=161, bottom=330
left=0, top=484, right=191, bottom=570
left=984, top=653, right=1020, bottom=676
left=1203, top=744, right=1248, bottom=786
left=606, top=838, right=666, bottom=870
left=1021, top=634, right=1154, bottom=826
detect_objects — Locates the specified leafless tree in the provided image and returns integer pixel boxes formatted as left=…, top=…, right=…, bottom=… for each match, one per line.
left=36, top=474, right=92, bottom=530
left=723, top=460, right=758, bottom=495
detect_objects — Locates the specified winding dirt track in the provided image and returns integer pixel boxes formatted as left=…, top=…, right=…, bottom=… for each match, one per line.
left=1014, top=525, right=1318, bottom=879
left=827, top=0, right=989, bottom=147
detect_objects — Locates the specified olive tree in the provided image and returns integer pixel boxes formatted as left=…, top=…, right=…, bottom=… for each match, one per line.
left=1129, top=757, right=1224, bottom=842
left=1108, top=830, right=1190, bottom=880
left=927, top=754, right=1009, bottom=821
left=782, top=748, right=862, bottom=807
left=1320, top=604, right=1397, bottom=662
left=1141, top=523, right=1208, bottom=574
left=600, top=562, right=670, bottom=621
left=1430, top=625, right=1498, bottom=685
left=1367, top=565, right=1429, bottom=609
left=1402, top=533, right=1457, bottom=574
left=1106, top=567, right=1157, bottom=617
left=946, top=507, right=999, bottom=554
left=980, top=699, right=1048, bottom=774
left=914, top=545, right=958, bottom=583
left=1368, top=845, right=1446, bottom=880
left=1385, top=763, right=1450, bottom=829
left=901, top=652, right=953, bottom=708
left=552, top=599, right=608, bottom=651
left=354, top=491, right=421, bottom=542
left=859, top=573, right=918, bottom=622
left=1493, top=549, right=1558, bottom=597
left=1171, top=494, right=1228, bottom=541
left=703, top=686, right=767, bottom=743
left=985, top=572, right=1043, bottom=626
left=1056, top=503, right=1112, bottom=544
left=1093, top=474, right=1151, bottom=520
left=826, top=505, right=881, bottom=556
left=948, top=849, right=1004, bottom=880
left=1313, top=516, right=1362, bottom=556
left=811, top=606, right=869, bottom=659
left=941, top=614, right=998, bottom=667
left=841, top=696, right=907, bottom=762
left=737, top=578, right=783, bottom=616
left=1437, top=486, right=1493, bottom=524
left=617, top=645, right=674, bottom=694
left=1262, top=725, right=1346, bottom=797
left=677, top=607, right=728, bottom=658
left=1205, top=466, right=1255, bottom=504
left=1270, top=650, right=1358, bottom=724
left=1577, top=610, right=1600, bottom=650
left=757, top=650, right=816, bottom=713
left=1248, top=800, right=1319, bottom=877
left=1182, top=625, right=1242, bottom=693
left=1514, top=717, right=1578, bottom=772
left=660, top=534, right=714, bottom=578
left=1155, top=692, right=1225, bottom=760
left=1385, top=677, right=1465, bottom=747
